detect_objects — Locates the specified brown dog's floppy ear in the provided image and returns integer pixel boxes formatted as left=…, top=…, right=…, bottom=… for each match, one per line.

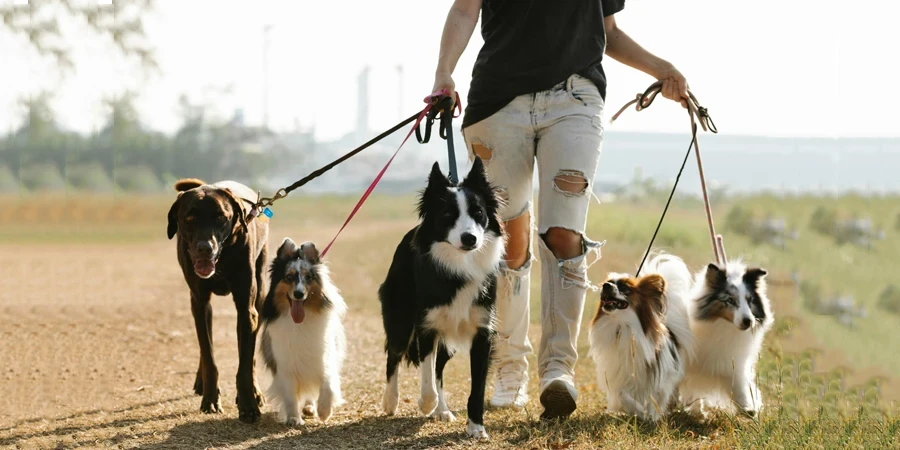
left=638, top=274, right=667, bottom=317
left=167, top=194, right=182, bottom=240
left=221, top=188, right=248, bottom=235
left=299, top=241, right=320, bottom=264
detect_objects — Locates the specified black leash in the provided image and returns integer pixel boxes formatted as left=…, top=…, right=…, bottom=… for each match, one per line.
left=634, top=130, right=696, bottom=277
left=610, top=81, right=719, bottom=277
left=416, top=96, right=459, bottom=184
left=252, top=110, right=423, bottom=212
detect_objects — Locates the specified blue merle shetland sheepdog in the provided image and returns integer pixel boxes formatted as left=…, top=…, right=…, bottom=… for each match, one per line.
left=378, top=157, right=505, bottom=440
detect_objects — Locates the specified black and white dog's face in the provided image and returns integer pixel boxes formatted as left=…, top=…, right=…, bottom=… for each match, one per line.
left=695, top=262, right=770, bottom=331
left=416, top=157, right=503, bottom=253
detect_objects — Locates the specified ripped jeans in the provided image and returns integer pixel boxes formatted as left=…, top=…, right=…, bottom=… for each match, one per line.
left=462, top=73, right=604, bottom=393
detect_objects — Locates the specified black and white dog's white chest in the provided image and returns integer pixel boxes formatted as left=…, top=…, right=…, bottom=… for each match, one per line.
left=417, top=263, right=497, bottom=353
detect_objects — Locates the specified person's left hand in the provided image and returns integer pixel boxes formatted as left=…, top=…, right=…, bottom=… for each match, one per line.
left=654, top=65, right=689, bottom=108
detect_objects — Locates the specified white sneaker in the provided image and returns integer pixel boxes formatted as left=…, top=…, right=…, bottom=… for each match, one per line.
left=489, top=363, right=529, bottom=409
left=539, top=373, right=577, bottom=420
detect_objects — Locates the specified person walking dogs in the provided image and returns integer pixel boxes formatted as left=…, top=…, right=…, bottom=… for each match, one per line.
left=430, top=0, right=692, bottom=420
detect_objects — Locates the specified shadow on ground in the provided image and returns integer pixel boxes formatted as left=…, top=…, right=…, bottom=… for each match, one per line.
left=137, top=414, right=443, bottom=450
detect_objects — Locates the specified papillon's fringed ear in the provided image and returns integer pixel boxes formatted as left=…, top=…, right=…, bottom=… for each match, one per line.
left=638, top=274, right=667, bottom=317
left=705, top=263, right=726, bottom=289
left=278, top=237, right=299, bottom=260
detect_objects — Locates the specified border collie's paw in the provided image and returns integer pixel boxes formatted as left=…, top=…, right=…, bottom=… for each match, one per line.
left=430, top=410, right=456, bottom=422
left=302, top=403, right=316, bottom=418
left=418, top=393, right=438, bottom=416
left=741, top=408, right=758, bottom=418
left=383, top=383, right=399, bottom=415
left=466, top=420, right=489, bottom=440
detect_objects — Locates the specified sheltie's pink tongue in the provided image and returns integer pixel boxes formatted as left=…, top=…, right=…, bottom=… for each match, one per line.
left=290, top=299, right=305, bottom=324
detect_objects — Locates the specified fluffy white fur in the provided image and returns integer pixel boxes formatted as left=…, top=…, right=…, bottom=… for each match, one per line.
left=588, top=253, right=696, bottom=422
left=680, top=258, right=774, bottom=416
left=261, top=264, right=347, bottom=426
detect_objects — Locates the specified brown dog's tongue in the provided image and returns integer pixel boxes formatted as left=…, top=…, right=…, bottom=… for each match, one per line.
left=290, top=300, right=305, bottom=324
left=193, top=259, right=215, bottom=278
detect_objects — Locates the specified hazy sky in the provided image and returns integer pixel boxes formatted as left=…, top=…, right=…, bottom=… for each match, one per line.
left=1, top=0, right=897, bottom=140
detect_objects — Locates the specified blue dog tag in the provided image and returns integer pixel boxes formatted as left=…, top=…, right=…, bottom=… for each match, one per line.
left=258, top=207, right=274, bottom=223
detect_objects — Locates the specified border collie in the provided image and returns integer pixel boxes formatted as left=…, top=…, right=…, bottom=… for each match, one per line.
left=680, top=259, right=773, bottom=416
left=378, top=157, right=505, bottom=440
left=259, top=238, right=347, bottom=425
left=588, top=253, right=696, bottom=422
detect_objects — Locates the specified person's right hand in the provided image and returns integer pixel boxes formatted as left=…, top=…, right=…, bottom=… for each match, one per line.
left=431, top=71, right=457, bottom=106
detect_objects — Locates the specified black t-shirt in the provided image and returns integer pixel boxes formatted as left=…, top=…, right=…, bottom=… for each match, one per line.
left=462, top=0, right=626, bottom=129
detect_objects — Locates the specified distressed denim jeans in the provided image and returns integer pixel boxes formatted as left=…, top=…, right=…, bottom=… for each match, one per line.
left=462, top=73, right=605, bottom=398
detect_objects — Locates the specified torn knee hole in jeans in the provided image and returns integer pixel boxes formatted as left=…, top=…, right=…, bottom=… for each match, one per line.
left=553, top=233, right=605, bottom=291
left=561, top=267, right=592, bottom=290
left=553, top=170, right=589, bottom=197
left=501, top=263, right=530, bottom=297
left=471, top=142, right=493, bottom=161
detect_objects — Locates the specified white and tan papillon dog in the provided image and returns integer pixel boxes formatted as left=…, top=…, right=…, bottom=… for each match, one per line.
left=588, top=253, right=696, bottom=422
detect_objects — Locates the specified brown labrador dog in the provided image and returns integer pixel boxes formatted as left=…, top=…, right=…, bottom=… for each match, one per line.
left=167, top=178, right=269, bottom=423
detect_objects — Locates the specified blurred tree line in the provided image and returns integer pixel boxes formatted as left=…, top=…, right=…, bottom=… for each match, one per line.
left=0, top=0, right=290, bottom=194
left=0, top=93, right=282, bottom=193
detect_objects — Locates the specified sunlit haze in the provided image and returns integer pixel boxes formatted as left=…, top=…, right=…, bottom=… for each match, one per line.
left=1, top=0, right=897, bottom=141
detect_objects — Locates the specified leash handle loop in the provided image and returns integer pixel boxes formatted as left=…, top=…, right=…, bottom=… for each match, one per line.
left=319, top=89, right=464, bottom=257
left=611, top=81, right=725, bottom=273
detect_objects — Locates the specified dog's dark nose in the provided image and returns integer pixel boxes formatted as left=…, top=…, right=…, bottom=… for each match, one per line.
left=741, top=317, right=752, bottom=329
left=460, top=233, right=477, bottom=248
left=196, top=241, right=214, bottom=257
left=293, top=289, right=305, bottom=300
left=601, top=282, right=616, bottom=295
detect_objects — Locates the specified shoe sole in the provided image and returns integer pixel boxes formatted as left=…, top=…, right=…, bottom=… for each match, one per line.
left=539, top=380, right=576, bottom=420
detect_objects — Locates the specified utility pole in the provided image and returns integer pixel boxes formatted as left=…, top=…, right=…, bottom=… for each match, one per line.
left=262, top=24, right=273, bottom=130
left=396, top=64, right=403, bottom=121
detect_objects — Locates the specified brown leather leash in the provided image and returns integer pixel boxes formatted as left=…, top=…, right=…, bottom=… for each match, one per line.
left=610, top=81, right=725, bottom=274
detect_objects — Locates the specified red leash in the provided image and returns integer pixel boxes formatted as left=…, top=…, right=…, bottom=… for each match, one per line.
left=319, top=89, right=461, bottom=257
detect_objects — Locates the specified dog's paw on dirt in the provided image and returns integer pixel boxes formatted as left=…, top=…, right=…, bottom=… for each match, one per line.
left=418, top=393, right=438, bottom=416
left=200, top=398, right=222, bottom=414
left=284, top=415, right=305, bottom=426
left=430, top=410, right=456, bottom=422
left=302, top=403, right=316, bottom=418
left=466, top=420, right=490, bottom=440
left=235, top=396, right=262, bottom=423
left=238, top=405, right=261, bottom=423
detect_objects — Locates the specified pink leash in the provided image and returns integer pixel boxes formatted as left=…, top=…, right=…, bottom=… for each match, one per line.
left=320, top=89, right=461, bottom=257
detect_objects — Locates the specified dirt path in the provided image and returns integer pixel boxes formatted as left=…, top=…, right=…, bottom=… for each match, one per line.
left=1, top=227, right=605, bottom=449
